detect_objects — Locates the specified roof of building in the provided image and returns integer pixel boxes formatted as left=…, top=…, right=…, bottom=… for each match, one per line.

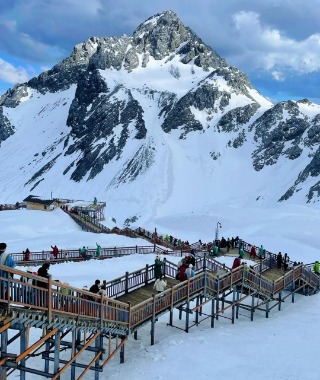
left=23, top=195, right=55, bottom=206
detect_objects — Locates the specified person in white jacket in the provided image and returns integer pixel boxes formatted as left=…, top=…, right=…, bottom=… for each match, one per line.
left=153, top=276, right=167, bottom=293
left=185, top=264, right=195, bottom=279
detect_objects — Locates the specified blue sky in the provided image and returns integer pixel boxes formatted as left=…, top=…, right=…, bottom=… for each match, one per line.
left=0, top=0, right=320, bottom=104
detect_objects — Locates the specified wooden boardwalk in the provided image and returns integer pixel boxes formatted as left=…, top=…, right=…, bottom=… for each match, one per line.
left=116, top=278, right=179, bottom=306
left=0, top=243, right=319, bottom=380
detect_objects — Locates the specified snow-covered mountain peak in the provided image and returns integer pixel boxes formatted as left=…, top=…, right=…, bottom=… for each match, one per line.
left=0, top=11, right=320, bottom=225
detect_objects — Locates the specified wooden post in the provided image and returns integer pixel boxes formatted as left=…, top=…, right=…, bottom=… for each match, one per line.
left=168, top=286, right=174, bottom=326
left=232, top=287, right=236, bottom=324
left=211, top=298, right=215, bottom=328
left=195, top=296, right=199, bottom=325
left=71, top=330, right=76, bottom=380
left=20, top=325, right=27, bottom=380
left=221, top=291, right=225, bottom=311
left=95, top=333, right=101, bottom=378
left=120, top=338, right=125, bottom=364
left=153, top=228, right=157, bottom=252
left=0, top=329, right=8, bottom=380
left=53, top=330, right=60, bottom=376
left=145, top=265, right=149, bottom=286
left=185, top=300, right=190, bottom=333
left=47, top=275, right=52, bottom=323
left=200, top=295, right=203, bottom=316
left=291, top=279, right=295, bottom=303
left=125, top=272, right=129, bottom=294
left=236, top=288, right=240, bottom=319
left=266, top=300, right=269, bottom=318
left=215, top=276, right=220, bottom=320
left=185, top=280, right=190, bottom=333
left=151, top=294, right=156, bottom=345
left=251, top=293, right=255, bottom=321
left=278, top=291, right=282, bottom=311
left=44, top=327, right=50, bottom=374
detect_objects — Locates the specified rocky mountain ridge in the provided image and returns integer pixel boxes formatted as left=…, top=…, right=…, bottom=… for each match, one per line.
left=0, top=10, right=320, bottom=224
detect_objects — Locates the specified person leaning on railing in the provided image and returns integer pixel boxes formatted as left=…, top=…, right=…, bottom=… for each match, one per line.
left=36, top=262, right=50, bottom=288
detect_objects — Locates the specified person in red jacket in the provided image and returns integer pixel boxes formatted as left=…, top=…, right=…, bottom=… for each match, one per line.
left=179, top=260, right=189, bottom=281
left=51, top=245, right=59, bottom=259
left=24, top=248, right=30, bottom=261
left=232, top=257, right=242, bottom=270
left=250, top=245, right=256, bottom=259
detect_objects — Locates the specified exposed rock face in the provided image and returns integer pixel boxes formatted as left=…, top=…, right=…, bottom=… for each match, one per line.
left=252, top=101, right=312, bottom=171
left=1, top=10, right=320, bottom=206
left=0, top=108, right=15, bottom=143
left=0, top=84, right=29, bottom=108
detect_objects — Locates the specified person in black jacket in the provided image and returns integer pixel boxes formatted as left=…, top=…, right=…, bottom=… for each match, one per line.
left=89, top=279, right=100, bottom=301
left=37, top=262, right=50, bottom=288
left=277, top=252, right=282, bottom=269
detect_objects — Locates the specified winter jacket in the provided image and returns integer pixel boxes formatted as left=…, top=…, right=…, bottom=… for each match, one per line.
left=89, top=284, right=100, bottom=294
left=154, top=258, right=163, bottom=279
left=0, top=250, right=16, bottom=272
left=258, top=246, right=264, bottom=256
left=232, top=257, right=241, bottom=270
left=185, top=267, right=195, bottom=279
left=37, top=265, right=50, bottom=288
left=153, top=279, right=167, bottom=292
left=250, top=246, right=256, bottom=257
left=179, top=264, right=189, bottom=281
left=51, top=246, right=59, bottom=258
left=314, top=261, right=320, bottom=274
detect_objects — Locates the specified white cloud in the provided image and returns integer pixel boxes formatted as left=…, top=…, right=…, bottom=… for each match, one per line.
left=0, top=58, right=30, bottom=84
left=271, top=71, right=285, bottom=81
left=231, top=11, right=320, bottom=75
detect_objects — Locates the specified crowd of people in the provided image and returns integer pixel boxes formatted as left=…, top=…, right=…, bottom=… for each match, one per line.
left=1, top=237, right=320, bottom=312
left=21, top=243, right=103, bottom=262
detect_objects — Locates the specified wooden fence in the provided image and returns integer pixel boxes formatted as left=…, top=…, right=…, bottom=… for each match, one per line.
left=0, top=255, right=319, bottom=335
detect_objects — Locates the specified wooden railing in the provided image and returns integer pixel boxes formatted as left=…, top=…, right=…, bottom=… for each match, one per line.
left=0, top=266, right=130, bottom=334
left=1, top=251, right=319, bottom=337
left=10, top=245, right=157, bottom=264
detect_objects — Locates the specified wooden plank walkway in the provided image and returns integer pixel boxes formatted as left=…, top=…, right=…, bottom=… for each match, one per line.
left=224, top=250, right=286, bottom=282
left=262, top=268, right=287, bottom=282
left=116, top=278, right=179, bottom=306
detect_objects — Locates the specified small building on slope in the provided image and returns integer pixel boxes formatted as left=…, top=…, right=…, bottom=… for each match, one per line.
left=23, top=195, right=59, bottom=211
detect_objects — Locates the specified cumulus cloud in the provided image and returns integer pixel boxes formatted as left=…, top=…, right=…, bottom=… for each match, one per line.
left=271, top=71, right=285, bottom=82
left=231, top=11, right=320, bottom=76
left=0, top=58, right=30, bottom=84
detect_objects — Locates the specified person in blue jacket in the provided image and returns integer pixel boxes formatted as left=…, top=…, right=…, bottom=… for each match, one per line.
left=0, top=242, right=17, bottom=303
